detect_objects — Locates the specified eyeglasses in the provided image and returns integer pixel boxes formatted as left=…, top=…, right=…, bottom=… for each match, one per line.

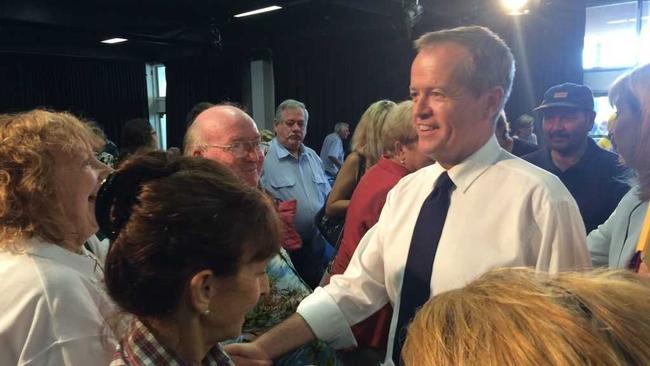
left=205, top=139, right=269, bottom=158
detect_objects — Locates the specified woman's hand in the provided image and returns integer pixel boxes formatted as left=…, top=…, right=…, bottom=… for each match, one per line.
left=224, top=342, right=272, bottom=366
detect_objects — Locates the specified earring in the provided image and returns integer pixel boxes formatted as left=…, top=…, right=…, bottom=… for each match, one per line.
left=400, top=158, right=406, bottom=164
left=203, top=309, right=211, bottom=316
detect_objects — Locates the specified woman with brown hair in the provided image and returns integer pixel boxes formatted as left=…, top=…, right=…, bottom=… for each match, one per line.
left=0, top=109, right=114, bottom=365
left=99, top=152, right=282, bottom=365
left=588, top=63, right=650, bottom=274
left=402, top=268, right=650, bottom=366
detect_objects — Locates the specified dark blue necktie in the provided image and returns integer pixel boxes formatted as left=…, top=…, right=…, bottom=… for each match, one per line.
left=392, top=171, right=455, bottom=364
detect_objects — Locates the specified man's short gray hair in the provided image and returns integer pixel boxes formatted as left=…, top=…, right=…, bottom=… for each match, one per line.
left=275, top=99, right=309, bottom=124
left=415, top=25, right=515, bottom=111
left=334, top=122, right=349, bottom=133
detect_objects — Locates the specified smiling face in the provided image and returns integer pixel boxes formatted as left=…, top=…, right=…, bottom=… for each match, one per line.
left=194, top=107, right=264, bottom=187
left=410, top=43, right=502, bottom=169
left=52, top=148, right=109, bottom=249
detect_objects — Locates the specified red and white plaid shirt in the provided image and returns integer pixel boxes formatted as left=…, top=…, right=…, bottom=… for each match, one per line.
left=110, top=319, right=235, bottom=366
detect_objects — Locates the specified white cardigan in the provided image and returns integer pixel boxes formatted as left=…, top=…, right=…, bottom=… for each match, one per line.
left=588, top=186, right=649, bottom=268
left=0, top=237, right=117, bottom=365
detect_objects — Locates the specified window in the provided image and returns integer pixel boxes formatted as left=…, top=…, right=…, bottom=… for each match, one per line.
left=583, top=1, right=647, bottom=69
left=641, top=1, right=650, bottom=63
left=583, top=1, right=649, bottom=137
left=591, top=95, right=616, bottom=137
left=156, top=66, right=167, bottom=97
left=145, top=64, right=167, bottom=149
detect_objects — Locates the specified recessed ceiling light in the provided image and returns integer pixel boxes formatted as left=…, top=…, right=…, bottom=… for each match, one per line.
left=502, top=0, right=530, bottom=15
left=101, top=38, right=128, bottom=44
left=234, top=5, right=282, bottom=18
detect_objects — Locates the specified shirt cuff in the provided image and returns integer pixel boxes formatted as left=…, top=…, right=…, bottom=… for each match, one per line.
left=296, top=287, right=357, bottom=349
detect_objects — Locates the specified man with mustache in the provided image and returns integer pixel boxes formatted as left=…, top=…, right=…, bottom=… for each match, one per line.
left=261, top=99, right=331, bottom=289
left=523, top=83, right=629, bottom=233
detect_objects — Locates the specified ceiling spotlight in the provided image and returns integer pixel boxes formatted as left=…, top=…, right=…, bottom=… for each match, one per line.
left=101, top=38, right=128, bottom=44
left=502, top=0, right=530, bottom=15
left=234, top=5, right=282, bottom=18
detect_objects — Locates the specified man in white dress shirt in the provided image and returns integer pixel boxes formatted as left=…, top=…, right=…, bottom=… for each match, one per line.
left=225, top=25, right=591, bottom=366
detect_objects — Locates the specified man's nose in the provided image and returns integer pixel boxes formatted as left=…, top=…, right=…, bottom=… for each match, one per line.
left=414, top=99, right=432, bottom=120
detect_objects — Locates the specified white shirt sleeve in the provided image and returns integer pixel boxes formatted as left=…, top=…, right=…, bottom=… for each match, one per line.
left=535, top=198, right=592, bottom=272
left=297, top=194, right=393, bottom=349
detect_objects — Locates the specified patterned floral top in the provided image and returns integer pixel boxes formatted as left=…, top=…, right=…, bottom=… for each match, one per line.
left=237, top=249, right=342, bottom=366
left=110, top=319, right=234, bottom=366
left=243, top=249, right=311, bottom=335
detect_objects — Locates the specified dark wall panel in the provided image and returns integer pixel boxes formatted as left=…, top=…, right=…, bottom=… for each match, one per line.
left=0, top=53, right=148, bottom=143
left=164, top=51, right=245, bottom=149
left=272, top=33, right=414, bottom=152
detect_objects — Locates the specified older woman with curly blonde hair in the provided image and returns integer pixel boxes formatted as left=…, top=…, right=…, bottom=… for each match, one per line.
left=402, top=268, right=650, bottom=366
left=0, top=110, right=115, bottom=365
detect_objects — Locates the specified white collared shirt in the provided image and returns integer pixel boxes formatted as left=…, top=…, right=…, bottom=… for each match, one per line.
left=297, top=137, right=591, bottom=365
left=0, top=237, right=117, bottom=366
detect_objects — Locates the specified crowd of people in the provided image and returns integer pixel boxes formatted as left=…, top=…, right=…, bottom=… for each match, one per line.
left=0, top=25, right=649, bottom=366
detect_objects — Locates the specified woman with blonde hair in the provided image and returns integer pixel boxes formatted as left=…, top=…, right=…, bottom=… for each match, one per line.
left=324, top=99, right=396, bottom=218
left=402, top=268, right=650, bottom=366
left=588, top=63, right=650, bottom=274
left=327, top=101, right=432, bottom=364
left=0, top=110, right=115, bottom=365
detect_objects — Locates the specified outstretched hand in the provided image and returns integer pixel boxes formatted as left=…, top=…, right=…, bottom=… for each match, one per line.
left=224, top=342, right=272, bottom=366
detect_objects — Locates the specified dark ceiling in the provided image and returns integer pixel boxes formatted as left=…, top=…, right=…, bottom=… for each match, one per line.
left=0, top=0, right=509, bottom=61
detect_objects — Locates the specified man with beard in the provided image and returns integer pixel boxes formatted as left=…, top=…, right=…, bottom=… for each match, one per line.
left=261, top=99, right=331, bottom=289
left=523, top=83, right=629, bottom=233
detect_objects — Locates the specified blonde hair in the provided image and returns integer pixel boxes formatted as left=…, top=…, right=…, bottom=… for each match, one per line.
left=350, top=100, right=396, bottom=167
left=381, top=100, right=417, bottom=156
left=402, top=268, right=650, bottom=366
left=0, top=109, right=102, bottom=250
left=609, top=63, right=650, bottom=201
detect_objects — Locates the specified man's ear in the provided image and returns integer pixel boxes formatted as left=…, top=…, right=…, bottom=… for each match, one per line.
left=192, top=149, right=203, bottom=157
left=483, top=86, right=505, bottom=121
left=188, top=269, right=214, bottom=314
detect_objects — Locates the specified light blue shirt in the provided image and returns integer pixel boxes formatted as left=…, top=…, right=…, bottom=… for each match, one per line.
left=320, top=132, right=344, bottom=176
left=262, top=138, right=331, bottom=240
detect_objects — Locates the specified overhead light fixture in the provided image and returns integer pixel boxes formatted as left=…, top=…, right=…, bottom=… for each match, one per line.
left=234, top=5, right=282, bottom=18
left=101, top=38, right=128, bottom=44
left=502, top=0, right=530, bottom=15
